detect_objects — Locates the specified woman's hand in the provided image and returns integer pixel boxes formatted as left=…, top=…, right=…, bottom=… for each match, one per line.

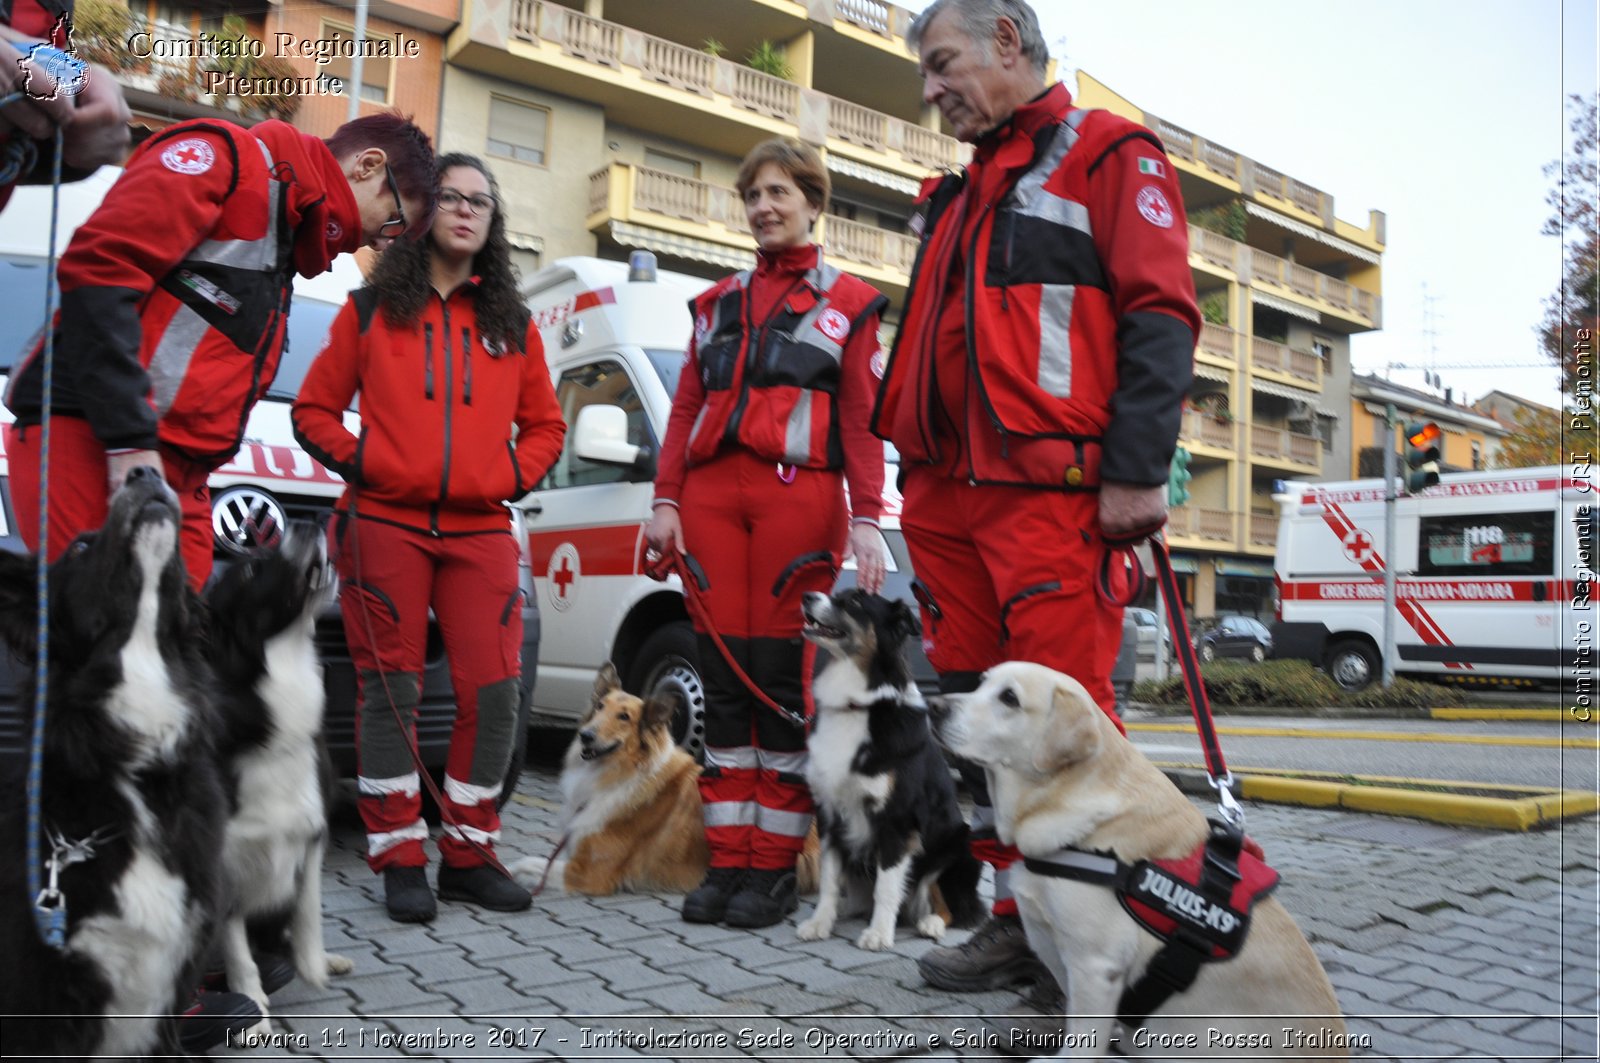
left=645, top=503, right=685, bottom=555
left=846, top=522, right=886, bottom=595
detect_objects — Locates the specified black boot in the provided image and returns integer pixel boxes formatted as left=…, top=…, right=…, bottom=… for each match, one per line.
left=383, top=865, right=438, bottom=923
left=682, top=865, right=746, bottom=924
left=438, top=864, right=532, bottom=912
left=724, top=867, right=799, bottom=928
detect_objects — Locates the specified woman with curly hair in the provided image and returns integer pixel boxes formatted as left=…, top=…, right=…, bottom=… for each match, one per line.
left=293, top=153, right=566, bottom=922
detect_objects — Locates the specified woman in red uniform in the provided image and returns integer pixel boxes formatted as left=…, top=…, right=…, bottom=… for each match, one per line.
left=646, top=138, right=888, bottom=929
left=293, top=154, right=566, bottom=923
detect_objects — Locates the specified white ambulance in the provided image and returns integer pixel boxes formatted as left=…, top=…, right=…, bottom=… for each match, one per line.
left=516, top=254, right=925, bottom=753
left=1271, top=466, right=1595, bottom=689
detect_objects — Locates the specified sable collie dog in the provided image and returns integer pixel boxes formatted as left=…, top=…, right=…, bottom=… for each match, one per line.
left=796, top=589, right=982, bottom=951
left=0, top=467, right=226, bottom=1059
left=512, top=664, right=820, bottom=896
left=206, top=524, right=351, bottom=1031
left=512, top=663, right=707, bottom=894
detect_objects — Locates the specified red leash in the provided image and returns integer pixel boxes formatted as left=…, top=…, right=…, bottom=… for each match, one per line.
left=639, top=543, right=808, bottom=730
left=1099, top=526, right=1243, bottom=828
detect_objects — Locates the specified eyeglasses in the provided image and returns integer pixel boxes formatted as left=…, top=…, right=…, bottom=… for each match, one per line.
left=438, top=189, right=498, bottom=217
left=378, top=165, right=407, bottom=238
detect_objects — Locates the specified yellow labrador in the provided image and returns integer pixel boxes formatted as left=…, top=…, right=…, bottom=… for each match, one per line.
left=929, top=662, right=1347, bottom=1059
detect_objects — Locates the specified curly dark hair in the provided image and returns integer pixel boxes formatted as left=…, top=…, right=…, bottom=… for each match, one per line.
left=364, top=153, right=530, bottom=353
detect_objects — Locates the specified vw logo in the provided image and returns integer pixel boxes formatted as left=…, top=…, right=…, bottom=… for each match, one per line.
left=212, top=486, right=286, bottom=556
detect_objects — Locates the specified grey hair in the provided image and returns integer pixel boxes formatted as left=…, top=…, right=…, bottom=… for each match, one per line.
left=907, top=0, right=1050, bottom=74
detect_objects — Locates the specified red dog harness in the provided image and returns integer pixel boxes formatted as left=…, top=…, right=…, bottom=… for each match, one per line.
left=1024, top=818, right=1279, bottom=1048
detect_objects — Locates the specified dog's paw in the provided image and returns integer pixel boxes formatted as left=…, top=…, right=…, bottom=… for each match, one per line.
left=855, top=925, right=895, bottom=951
left=796, top=913, right=835, bottom=941
left=915, top=913, right=946, bottom=941
left=508, top=854, right=564, bottom=890
left=326, top=953, right=354, bottom=977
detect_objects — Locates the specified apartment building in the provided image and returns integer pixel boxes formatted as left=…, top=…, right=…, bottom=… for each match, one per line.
left=1351, top=375, right=1507, bottom=478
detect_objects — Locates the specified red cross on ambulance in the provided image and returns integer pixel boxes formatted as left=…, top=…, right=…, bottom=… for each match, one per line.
left=547, top=543, right=581, bottom=612
left=1341, top=527, right=1374, bottom=565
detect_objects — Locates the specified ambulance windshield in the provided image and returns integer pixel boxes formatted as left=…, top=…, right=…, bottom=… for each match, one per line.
left=644, top=348, right=685, bottom=396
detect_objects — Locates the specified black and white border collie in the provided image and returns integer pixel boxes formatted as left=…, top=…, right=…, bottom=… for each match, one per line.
left=206, top=523, right=351, bottom=1034
left=797, top=589, right=982, bottom=950
left=0, top=466, right=225, bottom=1059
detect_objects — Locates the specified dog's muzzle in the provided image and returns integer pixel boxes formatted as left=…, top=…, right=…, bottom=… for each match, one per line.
left=578, top=729, right=619, bottom=761
left=800, top=592, right=845, bottom=641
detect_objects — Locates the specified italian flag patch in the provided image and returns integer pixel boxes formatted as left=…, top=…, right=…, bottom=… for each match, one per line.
left=1138, top=157, right=1166, bottom=177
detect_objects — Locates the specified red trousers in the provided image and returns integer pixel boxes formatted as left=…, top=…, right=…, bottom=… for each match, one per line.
left=334, top=515, right=525, bottom=871
left=679, top=450, right=844, bottom=871
left=6, top=419, right=214, bottom=590
left=900, top=470, right=1126, bottom=915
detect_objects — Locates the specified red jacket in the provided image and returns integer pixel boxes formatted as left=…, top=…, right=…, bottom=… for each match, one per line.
left=292, top=281, right=567, bottom=535
left=5, top=117, right=363, bottom=465
left=873, top=84, right=1200, bottom=489
left=655, top=244, right=887, bottom=523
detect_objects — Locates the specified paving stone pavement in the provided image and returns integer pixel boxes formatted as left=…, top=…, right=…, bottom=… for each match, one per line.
left=236, top=760, right=1599, bottom=1062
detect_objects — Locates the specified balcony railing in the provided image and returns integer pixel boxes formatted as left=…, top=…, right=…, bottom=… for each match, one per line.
left=1169, top=506, right=1236, bottom=543
left=1154, top=114, right=1328, bottom=221
left=1199, top=323, right=1237, bottom=361
left=826, top=216, right=919, bottom=275
left=506, top=0, right=958, bottom=173
left=1245, top=245, right=1376, bottom=323
left=1190, top=226, right=1238, bottom=273
left=1250, top=424, right=1320, bottom=467
left=1249, top=338, right=1320, bottom=386
left=1249, top=512, right=1277, bottom=547
left=588, top=163, right=914, bottom=277
left=1180, top=410, right=1235, bottom=450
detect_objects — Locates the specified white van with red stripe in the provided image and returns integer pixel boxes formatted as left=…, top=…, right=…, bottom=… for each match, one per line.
left=1271, top=465, right=1595, bottom=689
left=517, top=255, right=923, bottom=753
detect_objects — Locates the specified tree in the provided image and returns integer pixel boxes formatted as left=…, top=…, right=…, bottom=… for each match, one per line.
left=1539, top=94, right=1598, bottom=395
left=1492, top=405, right=1565, bottom=468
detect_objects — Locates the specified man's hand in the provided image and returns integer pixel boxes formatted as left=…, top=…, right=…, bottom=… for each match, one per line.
left=60, top=65, right=130, bottom=171
left=846, top=522, right=887, bottom=595
left=0, top=35, right=75, bottom=141
left=106, top=449, right=163, bottom=495
left=1099, top=481, right=1167, bottom=541
left=644, top=503, right=685, bottom=554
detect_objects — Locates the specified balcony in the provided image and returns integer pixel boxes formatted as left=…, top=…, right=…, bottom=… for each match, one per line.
left=1249, top=424, right=1321, bottom=470
left=1152, top=114, right=1330, bottom=226
left=586, top=162, right=915, bottom=293
left=1249, top=337, right=1321, bottom=388
left=1247, top=245, right=1379, bottom=326
left=1180, top=410, right=1235, bottom=451
left=1248, top=512, right=1277, bottom=548
left=476, top=0, right=959, bottom=179
left=1198, top=322, right=1238, bottom=363
left=1168, top=506, right=1236, bottom=545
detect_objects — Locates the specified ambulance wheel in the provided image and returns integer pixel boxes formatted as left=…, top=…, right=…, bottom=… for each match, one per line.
left=1326, top=639, right=1378, bottom=691
left=628, top=622, right=707, bottom=761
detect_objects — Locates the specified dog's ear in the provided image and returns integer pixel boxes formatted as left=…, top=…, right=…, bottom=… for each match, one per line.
left=889, top=598, right=921, bottom=642
left=1031, top=678, right=1104, bottom=773
left=0, top=550, right=39, bottom=654
left=642, top=694, right=677, bottom=733
left=592, top=662, right=623, bottom=702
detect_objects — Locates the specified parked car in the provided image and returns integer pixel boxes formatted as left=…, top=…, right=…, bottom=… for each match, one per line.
left=0, top=173, right=542, bottom=803
left=1193, top=614, right=1274, bottom=663
left=1125, top=606, right=1173, bottom=660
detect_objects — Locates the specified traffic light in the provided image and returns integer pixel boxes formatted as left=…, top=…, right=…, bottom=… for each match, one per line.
left=1168, top=446, right=1193, bottom=506
left=1403, top=421, right=1441, bottom=493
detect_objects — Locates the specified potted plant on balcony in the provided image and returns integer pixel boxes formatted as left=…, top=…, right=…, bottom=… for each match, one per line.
left=201, top=15, right=301, bottom=123
left=156, top=68, right=198, bottom=102
left=73, top=0, right=142, bottom=71
left=744, top=40, right=792, bottom=81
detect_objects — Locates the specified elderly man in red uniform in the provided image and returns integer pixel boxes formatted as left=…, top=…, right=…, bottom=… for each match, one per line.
left=872, top=0, right=1199, bottom=1033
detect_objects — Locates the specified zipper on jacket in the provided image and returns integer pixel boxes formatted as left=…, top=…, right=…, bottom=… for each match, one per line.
left=438, top=303, right=455, bottom=509
left=1000, top=204, right=1017, bottom=311
left=965, top=194, right=1014, bottom=474
left=462, top=326, right=473, bottom=405
left=721, top=282, right=758, bottom=444
left=423, top=323, right=435, bottom=400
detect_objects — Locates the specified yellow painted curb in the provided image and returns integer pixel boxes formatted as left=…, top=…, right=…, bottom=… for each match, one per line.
left=1233, top=775, right=1600, bottom=831
left=1429, top=707, right=1586, bottom=723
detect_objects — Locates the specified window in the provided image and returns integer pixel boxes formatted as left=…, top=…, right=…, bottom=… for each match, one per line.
left=642, top=148, right=698, bottom=179
left=320, top=20, right=393, bottom=104
left=1471, top=440, right=1483, bottom=471
left=1312, top=338, right=1333, bottom=361
left=488, top=97, right=549, bottom=166
left=543, top=359, right=653, bottom=489
left=1417, top=510, right=1554, bottom=578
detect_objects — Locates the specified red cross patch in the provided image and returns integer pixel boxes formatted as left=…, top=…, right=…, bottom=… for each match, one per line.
left=1341, top=527, right=1374, bottom=565
left=160, top=137, right=216, bottom=176
left=817, top=308, right=850, bottom=344
left=546, top=543, right=581, bottom=612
